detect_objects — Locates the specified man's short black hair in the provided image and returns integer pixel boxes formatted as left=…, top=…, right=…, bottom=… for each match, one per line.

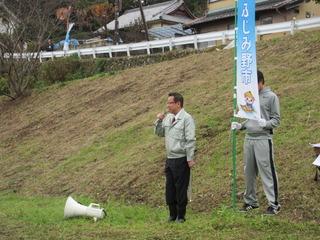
left=168, top=92, right=184, bottom=108
left=257, top=70, right=265, bottom=84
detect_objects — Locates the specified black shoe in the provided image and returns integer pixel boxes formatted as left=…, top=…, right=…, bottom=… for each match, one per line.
left=167, top=216, right=176, bottom=222
left=265, top=206, right=280, bottom=215
left=176, top=218, right=185, bottom=223
left=168, top=205, right=177, bottom=221
left=239, top=203, right=259, bottom=212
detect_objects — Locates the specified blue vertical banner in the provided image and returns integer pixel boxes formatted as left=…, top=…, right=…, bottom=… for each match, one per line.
left=235, top=0, right=260, bottom=120
left=63, top=23, right=75, bottom=51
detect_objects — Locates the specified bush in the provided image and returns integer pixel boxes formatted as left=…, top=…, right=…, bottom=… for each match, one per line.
left=36, top=48, right=199, bottom=86
left=0, top=76, right=9, bottom=96
left=39, top=56, right=84, bottom=83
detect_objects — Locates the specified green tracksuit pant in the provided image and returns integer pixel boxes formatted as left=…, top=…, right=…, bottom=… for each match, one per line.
left=243, top=138, right=279, bottom=208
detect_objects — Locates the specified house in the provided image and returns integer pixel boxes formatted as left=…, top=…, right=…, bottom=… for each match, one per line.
left=189, top=0, right=320, bottom=34
left=0, top=17, right=7, bottom=33
left=104, top=0, right=195, bottom=38
left=148, top=23, right=194, bottom=39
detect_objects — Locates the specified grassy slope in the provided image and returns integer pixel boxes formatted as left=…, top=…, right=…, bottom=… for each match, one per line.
left=0, top=30, right=320, bottom=238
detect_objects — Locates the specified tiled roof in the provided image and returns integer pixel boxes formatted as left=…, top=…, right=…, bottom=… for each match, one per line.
left=106, top=0, right=193, bottom=30
left=189, top=0, right=304, bottom=27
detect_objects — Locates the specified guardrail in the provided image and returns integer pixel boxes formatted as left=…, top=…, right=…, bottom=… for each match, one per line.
left=9, top=17, right=320, bottom=61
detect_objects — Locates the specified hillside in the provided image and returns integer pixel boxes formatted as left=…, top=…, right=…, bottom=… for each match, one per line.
left=1, top=29, right=320, bottom=226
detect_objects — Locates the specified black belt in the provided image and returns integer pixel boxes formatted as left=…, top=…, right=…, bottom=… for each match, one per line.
left=167, top=156, right=187, bottom=161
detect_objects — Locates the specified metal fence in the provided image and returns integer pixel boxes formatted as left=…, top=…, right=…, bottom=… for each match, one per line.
left=8, top=17, right=320, bottom=61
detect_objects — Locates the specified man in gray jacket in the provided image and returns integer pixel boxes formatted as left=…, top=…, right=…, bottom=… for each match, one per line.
left=232, top=70, right=281, bottom=215
left=155, top=92, right=196, bottom=222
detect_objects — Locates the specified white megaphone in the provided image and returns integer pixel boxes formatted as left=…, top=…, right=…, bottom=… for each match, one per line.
left=64, top=196, right=106, bottom=221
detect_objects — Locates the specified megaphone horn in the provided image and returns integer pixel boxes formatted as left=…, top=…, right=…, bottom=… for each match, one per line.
left=64, top=196, right=106, bottom=221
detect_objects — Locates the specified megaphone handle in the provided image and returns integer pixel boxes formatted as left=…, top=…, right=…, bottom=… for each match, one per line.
left=89, top=203, right=100, bottom=208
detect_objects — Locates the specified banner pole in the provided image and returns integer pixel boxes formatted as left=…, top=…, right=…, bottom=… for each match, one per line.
left=231, top=0, right=238, bottom=210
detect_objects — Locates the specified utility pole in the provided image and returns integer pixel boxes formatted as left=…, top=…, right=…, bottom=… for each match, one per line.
left=114, top=0, right=120, bottom=44
left=138, top=0, right=149, bottom=41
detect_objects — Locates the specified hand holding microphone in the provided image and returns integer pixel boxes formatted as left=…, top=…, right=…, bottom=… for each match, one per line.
left=157, top=112, right=166, bottom=120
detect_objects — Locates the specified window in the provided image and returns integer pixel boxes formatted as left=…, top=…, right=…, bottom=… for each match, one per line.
left=227, top=24, right=234, bottom=30
left=306, top=11, right=311, bottom=18
left=260, top=16, right=273, bottom=25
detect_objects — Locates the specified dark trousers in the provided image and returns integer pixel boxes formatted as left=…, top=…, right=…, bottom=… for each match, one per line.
left=165, top=156, right=190, bottom=220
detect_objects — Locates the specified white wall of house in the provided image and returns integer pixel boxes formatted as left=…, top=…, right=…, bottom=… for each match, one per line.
left=0, top=17, right=8, bottom=33
left=298, top=1, right=320, bottom=19
left=208, top=0, right=234, bottom=11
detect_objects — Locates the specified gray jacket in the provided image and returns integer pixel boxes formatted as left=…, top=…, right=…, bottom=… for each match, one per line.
left=154, top=109, right=196, bottom=161
left=242, top=87, right=280, bottom=139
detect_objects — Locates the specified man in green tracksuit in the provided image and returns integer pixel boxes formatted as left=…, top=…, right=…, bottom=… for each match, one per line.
left=154, top=92, right=196, bottom=222
left=232, top=70, right=281, bottom=215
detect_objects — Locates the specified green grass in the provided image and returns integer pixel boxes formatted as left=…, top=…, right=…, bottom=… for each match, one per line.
left=0, top=192, right=319, bottom=240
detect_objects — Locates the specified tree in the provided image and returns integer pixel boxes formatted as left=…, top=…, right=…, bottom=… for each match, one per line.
left=314, top=0, right=320, bottom=3
left=0, top=0, right=62, bottom=99
left=184, top=0, right=206, bottom=17
left=69, top=0, right=104, bottom=32
left=89, top=2, right=114, bottom=35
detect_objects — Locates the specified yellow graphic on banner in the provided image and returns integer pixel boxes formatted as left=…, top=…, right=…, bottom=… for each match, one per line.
left=240, top=91, right=256, bottom=113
